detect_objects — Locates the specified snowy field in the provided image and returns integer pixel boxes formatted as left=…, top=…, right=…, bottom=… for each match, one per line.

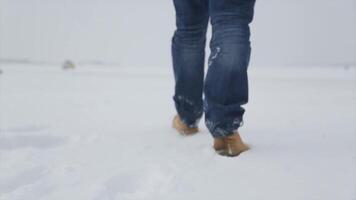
left=0, top=64, right=355, bottom=200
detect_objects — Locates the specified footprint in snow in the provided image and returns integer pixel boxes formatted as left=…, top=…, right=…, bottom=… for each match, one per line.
left=95, top=165, right=175, bottom=200
left=0, top=134, right=67, bottom=151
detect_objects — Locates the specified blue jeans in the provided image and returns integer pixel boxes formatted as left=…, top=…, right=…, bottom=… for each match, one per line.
left=172, top=0, right=255, bottom=138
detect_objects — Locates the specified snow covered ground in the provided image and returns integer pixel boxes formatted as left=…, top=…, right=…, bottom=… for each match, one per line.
left=0, top=64, right=355, bottom=200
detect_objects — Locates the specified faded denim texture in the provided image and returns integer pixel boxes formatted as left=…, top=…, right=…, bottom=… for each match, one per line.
left=172, top=0, right=255, bottom=138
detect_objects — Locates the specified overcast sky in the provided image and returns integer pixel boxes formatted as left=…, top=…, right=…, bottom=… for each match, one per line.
left=0, top=0, right=355, bottom=67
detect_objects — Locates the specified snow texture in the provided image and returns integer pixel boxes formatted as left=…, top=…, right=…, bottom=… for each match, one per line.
left=0, top=64, right=355, bottom=200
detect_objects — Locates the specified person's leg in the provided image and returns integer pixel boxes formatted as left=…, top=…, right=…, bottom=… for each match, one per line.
left=204, top=0, right=255, bottom=138
left=172, top=0, right=209, bottom=128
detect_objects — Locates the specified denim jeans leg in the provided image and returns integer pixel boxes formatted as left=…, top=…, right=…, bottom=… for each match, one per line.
left=204, top=0, right=256, bottom=137
left=172, top=0, right=209, bottom=127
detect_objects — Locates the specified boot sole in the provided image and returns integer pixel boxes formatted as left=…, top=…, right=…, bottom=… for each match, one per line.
left=173, top=127, right=199, bottom=136
left=215, top=146, right=250, bottom=157
left=215, top=150, right=240, bottom=157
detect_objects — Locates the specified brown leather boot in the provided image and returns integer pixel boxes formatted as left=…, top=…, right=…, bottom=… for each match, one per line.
left=213, top=137, right=226, bottom=154
left=172, top=115, right=199, bottom=135
left=213, top=132, right=249, bottom=157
